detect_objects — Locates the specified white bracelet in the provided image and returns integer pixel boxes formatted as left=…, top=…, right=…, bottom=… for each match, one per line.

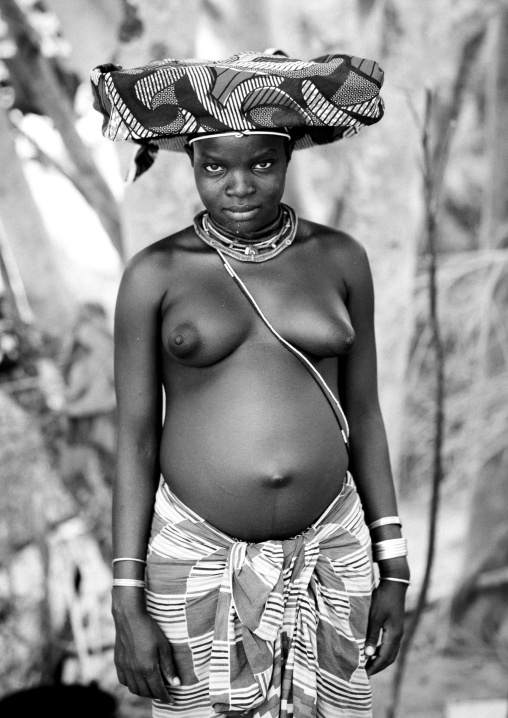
left=112, top=557, right=147, bottom=565
left=380, top=577, right=410, bottom=586
left=112, top=578, right=146, bottom=588
left=372, top=537, right=408, bottom=562
left=368, top=516, right=402, bottom=531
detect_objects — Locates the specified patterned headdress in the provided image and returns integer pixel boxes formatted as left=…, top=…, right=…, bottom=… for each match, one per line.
left=91, top=51, right=384, bottom=180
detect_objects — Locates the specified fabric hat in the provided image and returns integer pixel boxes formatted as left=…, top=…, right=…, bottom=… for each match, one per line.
left=91, top=51, right=384, bottom=180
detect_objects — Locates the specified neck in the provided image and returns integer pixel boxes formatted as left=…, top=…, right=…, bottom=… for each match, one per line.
left=194, top=204, right=297, bottom=263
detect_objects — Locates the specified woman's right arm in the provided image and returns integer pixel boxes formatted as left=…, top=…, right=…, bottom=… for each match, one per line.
left=112, top=250, right=179, bottom=703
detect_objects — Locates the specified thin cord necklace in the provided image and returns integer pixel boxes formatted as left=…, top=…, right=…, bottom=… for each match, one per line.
left=193, top=203, right=298, bottom=262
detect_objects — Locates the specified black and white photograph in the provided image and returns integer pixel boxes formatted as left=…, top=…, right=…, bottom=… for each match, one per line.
left=0, top=2, right=506, bottom=717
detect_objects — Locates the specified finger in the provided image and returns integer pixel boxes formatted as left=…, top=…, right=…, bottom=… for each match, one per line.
left=365, top=638, right=383, bottom=675
left=135, top=676, right=156, bottom=699
left=124, top=669, right=143, bottom=697
left=159, top=641, right=181, bottom=688
left=116, top=667, right=128, bottom=687
left=366, top=626, right=401, bottom=676
left=145, top=666, right=174, bottom=705
left=364, top=614, right=382, bottom=660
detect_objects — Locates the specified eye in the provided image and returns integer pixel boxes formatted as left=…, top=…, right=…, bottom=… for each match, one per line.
left=254, top=161, right=273, bottom=170
left=204, top=164, right=223, bottom=173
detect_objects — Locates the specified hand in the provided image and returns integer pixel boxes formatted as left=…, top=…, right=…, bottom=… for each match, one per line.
left=113, top=603, right=180, bottom=703
left=365, top=580, right=407, bottom=676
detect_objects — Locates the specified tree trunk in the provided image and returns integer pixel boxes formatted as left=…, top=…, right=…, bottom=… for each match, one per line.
left=0, top=106, right=74, bottom=331
left=0, top=0, right=124, bottom=260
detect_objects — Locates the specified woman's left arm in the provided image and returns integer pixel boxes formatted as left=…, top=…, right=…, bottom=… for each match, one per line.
left=337, top=237, right=410, bottom=676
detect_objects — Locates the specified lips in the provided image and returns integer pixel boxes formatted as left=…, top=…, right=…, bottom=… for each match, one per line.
left=223, top=205, right=260, bottom=221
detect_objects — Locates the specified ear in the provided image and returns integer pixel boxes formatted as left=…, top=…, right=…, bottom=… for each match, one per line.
left=184, top=143, right=194, bottom=166
left=284, top=139, right=295, bottom=165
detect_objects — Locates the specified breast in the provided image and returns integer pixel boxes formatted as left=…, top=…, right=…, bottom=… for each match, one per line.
left=162, top=300, right=252, bottom=366
left=162, top=289, right=355, bottom=366
left=282, top=307, right=356, bottom=358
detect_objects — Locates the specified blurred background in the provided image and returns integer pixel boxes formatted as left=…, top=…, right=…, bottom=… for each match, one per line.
left=0, top=1, right=507, bottom=717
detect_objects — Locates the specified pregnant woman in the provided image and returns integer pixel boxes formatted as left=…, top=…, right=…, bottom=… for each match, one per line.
left=92, top=51, right=410, bottom=717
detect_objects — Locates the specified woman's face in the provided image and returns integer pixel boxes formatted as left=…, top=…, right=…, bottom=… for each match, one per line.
left=188, top=134, right=289, bottom=237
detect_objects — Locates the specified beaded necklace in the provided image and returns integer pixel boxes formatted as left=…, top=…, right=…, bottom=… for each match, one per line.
left=193, top=204, right=297, bottom=262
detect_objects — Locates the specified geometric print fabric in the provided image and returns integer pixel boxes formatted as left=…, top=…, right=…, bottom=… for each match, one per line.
left=91, top=51, right=384, bottom=179
left=146, top=473, right=374, bottom=718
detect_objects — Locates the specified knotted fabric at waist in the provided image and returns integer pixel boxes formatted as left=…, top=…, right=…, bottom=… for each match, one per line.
left=146, top=473, right=373, bottom=718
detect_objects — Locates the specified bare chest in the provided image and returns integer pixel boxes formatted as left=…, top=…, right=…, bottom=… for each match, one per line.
left=160, top=254, right=355, bottom=367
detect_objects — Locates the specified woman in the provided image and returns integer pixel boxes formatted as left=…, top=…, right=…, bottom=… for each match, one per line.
left=92, top=52, right=410, bottom=718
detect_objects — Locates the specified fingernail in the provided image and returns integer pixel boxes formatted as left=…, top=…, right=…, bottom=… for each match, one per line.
left=365, top=646, right=375, bottom=656
left=171, top=677, right=181, bottom=686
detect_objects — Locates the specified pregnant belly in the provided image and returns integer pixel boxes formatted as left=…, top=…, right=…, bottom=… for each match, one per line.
left=160, top=346, right=348, bottom=541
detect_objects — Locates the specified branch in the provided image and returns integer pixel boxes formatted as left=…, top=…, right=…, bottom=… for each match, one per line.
left=9, top=116, right=118, bottom=234
left=386, top=88, right=453, bottom=718
left=0, top=0, right=125, bottom=262
left=0, top=216, right=34, bottom=326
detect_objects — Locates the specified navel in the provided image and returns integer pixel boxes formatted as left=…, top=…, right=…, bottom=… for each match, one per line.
left=264, top=474, right=292, bottom=488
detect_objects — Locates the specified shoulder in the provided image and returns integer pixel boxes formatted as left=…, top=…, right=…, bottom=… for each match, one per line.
left=118, top=226, right=196, bottom=306
left=298, top=218, right=371, bottom=280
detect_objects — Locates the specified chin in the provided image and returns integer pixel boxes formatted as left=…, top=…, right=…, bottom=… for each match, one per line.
left=221, top=208, right=278, bottom=233
left=228, top=219, right=264, bottom=236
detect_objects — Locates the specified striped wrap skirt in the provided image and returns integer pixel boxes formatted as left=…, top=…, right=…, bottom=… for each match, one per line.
left=146, top=473, right=374, bottom=718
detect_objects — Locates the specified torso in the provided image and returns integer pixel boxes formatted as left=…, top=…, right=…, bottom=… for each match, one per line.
left=157, top=219, right=355, bottom=541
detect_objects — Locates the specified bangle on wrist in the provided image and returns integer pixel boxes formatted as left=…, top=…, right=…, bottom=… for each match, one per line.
left=368, top=516, right=402, bottom=531
left=372, top=537, right=408, bottom=562
left=112, top=557, right=147, bottom=565
left=112, top=578, right=146, bottom=588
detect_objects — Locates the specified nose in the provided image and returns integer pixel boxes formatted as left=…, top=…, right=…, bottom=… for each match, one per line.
left=225, top=169, right=255, bottom=198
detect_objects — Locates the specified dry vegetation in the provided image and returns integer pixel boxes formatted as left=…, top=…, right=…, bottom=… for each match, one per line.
left=403, top=249, right=508, bottom=495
